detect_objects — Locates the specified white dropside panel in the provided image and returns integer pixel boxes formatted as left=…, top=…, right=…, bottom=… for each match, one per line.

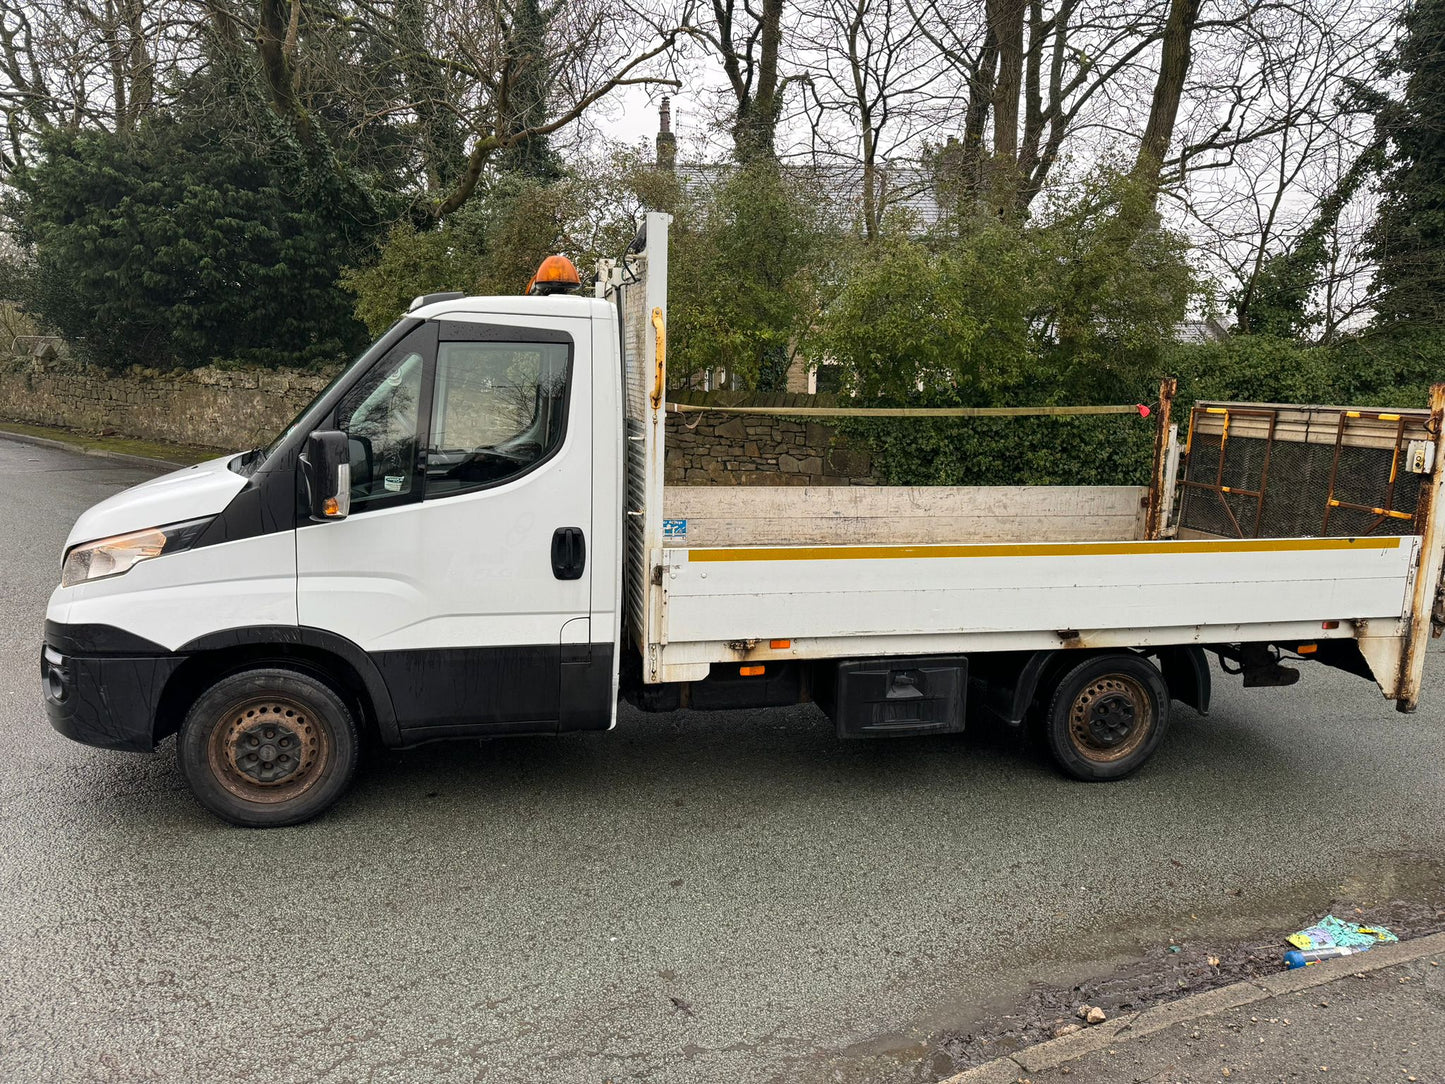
left=658, top=536, right=1417, bottom=648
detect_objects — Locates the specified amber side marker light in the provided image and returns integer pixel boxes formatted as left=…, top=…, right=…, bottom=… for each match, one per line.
left=1297, top=643, right=1318, bottom=655
left=740, top=665, right=766, bottom=676
left=526, top=255, right=581, bottom=296
left=769, top=639, right=791, bottom=649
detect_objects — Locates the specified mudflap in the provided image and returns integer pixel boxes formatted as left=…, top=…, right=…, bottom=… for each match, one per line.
left=1156, top=645, right=1212, bottom=715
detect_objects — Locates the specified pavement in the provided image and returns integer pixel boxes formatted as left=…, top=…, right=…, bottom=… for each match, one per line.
left=946, top=933, right=1445, bottom=1083
left=2, top=434, right=1445, bottom=1084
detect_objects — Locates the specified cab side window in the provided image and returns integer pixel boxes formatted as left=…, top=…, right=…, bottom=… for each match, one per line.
left=335, top=344, right=425, bottom=508
left=425, top=341, right=570, bottom=496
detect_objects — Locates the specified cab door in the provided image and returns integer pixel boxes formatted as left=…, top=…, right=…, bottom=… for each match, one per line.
left=296, top=315, right=603, bottom=740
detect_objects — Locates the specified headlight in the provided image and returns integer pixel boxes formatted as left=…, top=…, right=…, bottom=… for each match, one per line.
left=60, top=518, right=213, bottom=588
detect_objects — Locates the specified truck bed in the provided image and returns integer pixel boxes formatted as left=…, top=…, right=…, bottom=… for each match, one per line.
left=600, top=213, right=1445, bottom=708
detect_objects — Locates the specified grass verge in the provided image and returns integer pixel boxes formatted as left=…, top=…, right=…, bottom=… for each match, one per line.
left=0, top=420, right=222, bottom=466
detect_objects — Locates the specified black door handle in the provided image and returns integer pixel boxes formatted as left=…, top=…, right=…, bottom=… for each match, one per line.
left=551, top=527, right=586, bottom=580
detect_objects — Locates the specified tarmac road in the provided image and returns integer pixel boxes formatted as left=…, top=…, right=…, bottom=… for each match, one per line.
left=2, top=435, right=1443, bottom=1084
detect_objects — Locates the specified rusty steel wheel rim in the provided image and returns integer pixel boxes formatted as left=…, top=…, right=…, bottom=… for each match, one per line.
left=207, top=696, right=329, bottom=804
left=1067, top=674, right=1153, bottom=764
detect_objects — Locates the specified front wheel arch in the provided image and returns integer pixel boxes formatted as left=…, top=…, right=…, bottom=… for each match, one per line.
left=156, top=628, right=397, bottom=747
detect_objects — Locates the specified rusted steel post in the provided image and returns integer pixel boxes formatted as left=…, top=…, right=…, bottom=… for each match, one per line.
left=1145, top=377, right=1178, bottom=540
left=1396, top=382, right=1445, bottom=712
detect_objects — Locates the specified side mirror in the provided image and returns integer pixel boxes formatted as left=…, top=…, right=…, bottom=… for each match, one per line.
left=300, top=431, right=351, bottom=522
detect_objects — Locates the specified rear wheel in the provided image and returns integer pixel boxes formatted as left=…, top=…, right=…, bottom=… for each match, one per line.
left=177, top=667, right=359, bottom=827
left=1044, top=653, right=1170, bottom=781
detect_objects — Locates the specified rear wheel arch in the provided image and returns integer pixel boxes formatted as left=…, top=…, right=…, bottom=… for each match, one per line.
left=1011, top=648, right=1130, bottom=725
left=1010, top=645, right=1208, bottom=724
left=1152, top=645, right=1211, bottom=715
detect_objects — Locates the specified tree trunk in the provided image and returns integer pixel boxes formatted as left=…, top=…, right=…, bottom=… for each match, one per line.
left=121, top=0, right=152, bottom=129
left=103, top=0, right=127, bottom=132
left=1016, top=0, right=1075, bottom=211
left=1015, top=0, right=1044, bottom=199
left=257, top=0, right=310, bottom=139
left=955, top=27, right=997, bottom=203
left=987, top=0, right=1024, bottom=164
left=1131, top=0, right=1200, bottom=195
left=861, top=137, right=879, bottom=239
left=729, top=0, right=786, bottom=163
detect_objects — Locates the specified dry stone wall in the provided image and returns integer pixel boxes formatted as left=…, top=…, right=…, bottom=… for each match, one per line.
left=0, top=356, right=873, bottom=484
left=663, top=391, right=874, bottom=485
left=0, top=354, right=339, bottom=452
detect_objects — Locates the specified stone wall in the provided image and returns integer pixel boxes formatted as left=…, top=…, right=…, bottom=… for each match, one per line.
left=0, top=356, right=873, bottom=485
left=0, top=354, right=339, bottom=451
left=663, top=391, right=874, bottom=485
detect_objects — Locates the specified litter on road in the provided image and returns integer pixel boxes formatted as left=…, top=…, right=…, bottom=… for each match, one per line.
left=1288, top=915, right=1400, bottom=951
left=1284, top=915, right=1399, bottom=968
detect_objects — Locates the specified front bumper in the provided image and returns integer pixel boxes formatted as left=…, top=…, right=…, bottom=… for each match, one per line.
left=42, top=622, right=183, bottom=752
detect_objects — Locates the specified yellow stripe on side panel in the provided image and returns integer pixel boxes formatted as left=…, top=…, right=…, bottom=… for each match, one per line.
left=686, top=536, right=1404, bottom=563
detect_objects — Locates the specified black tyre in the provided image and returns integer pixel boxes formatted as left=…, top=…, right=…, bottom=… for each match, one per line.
left=1044, top=653, right=1170, bottom=781
left=177, top=667, right=359, bottom=827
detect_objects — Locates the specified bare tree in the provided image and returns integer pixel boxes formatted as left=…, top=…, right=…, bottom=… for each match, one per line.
left=1130, top=0, right=1200, bottom=193
left=0, top=0, right=685, bottom=215
left=689, top=0, right=805, bottom=163
left=414, top=0, right=684, bottom=216
left=796, top=0, right=941, bottom=237
left=0, top=0, right=192, bottom=168
left=912, top=0, right=1189, bottom=217
left=1166, top=0, right=1395, bottom=336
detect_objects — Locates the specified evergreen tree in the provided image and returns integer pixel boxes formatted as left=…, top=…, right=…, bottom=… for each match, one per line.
left=14, top=91, right=389, bottom=371
left=1366, top=0, right=1445, bottom=329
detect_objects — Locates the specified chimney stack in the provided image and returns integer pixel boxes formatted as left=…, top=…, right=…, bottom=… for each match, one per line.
left=656, top=96, right=677, bottom=172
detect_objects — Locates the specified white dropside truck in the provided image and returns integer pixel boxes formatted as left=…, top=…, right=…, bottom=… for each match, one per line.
left=42, top=214, right=1445, bottom=826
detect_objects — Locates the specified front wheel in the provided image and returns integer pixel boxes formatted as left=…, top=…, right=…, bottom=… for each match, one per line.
left=1044, top=653, right=1170, bottom=781
left=177, top=668, right=359, bottom=827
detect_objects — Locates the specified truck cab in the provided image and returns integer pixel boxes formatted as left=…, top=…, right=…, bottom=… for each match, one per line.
left=44, top=291, right=626, bottom=826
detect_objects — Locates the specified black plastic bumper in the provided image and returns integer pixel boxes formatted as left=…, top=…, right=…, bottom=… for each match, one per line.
left=42, top=622, right=181, bottom=752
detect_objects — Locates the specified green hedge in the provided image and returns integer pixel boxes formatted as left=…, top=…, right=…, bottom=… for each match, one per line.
left=836, top=331, right=1445, bottom=487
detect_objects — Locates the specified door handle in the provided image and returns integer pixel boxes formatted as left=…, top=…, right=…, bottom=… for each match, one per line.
left=551, top=527, right=586, bottom=580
